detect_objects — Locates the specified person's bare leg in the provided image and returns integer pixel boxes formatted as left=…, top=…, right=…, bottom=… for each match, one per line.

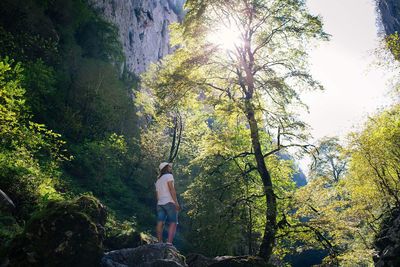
left=156, top=221, right=164, bottom=242
left=167, top=222, right=177, bottom=244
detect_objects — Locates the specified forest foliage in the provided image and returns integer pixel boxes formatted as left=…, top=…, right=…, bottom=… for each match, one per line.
left=0, top=0, right=399, bottom=266
left=0, top=0, right=155, bottom=253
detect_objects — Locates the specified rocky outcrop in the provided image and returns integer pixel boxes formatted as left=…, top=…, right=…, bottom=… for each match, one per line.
left=101, top=243, right=187, bottom=267
left=102, top=246, right=270, bottom=267
left=6, top=195, right=107, bottom=267
left=208, top=256, right=268, bottom=267
left=88, top=0, right=185, bottom=75
left=101, top=244, right=270, bottom=267
left=186, top=253, right=218, bottom=267
left=186, top=254, right=268, bottom=267
left=374, top=208, right=400, bottom=267
left=378, top=0, right=400, bottom=35
left=104, top=229, right=157, bottom=251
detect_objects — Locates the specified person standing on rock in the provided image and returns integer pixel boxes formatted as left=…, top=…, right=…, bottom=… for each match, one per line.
left=155, top=162, right=180, bottom=244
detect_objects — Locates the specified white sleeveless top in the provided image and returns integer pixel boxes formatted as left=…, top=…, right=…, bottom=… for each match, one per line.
left=155, top=174, right=174, bottom=205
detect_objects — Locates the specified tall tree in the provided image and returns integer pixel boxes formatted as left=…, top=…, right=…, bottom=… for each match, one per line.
left=178, top=105, right=296, bottom=256
left=142, top=0, right=326, bottom=259
left=183, top=0, right=325, bottom=259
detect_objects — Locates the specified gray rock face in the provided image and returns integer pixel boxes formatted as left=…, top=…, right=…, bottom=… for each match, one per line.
left=186, top=254, right=268, bottom=267
left=378, top=0, right=400, bottom=35
left=88, top=0, right=185, bottom=75
left=186, top=253, right=218, bottom=267
left=374, top=208, right=400, bottom=267
left=101, top=243, right=188, bottom=267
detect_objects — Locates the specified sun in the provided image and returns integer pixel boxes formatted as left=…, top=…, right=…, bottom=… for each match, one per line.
left=207, top=22, right=243, bottom=52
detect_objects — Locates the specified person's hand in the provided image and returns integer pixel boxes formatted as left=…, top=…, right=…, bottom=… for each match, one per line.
left=175, top=203, right=181, bottom=211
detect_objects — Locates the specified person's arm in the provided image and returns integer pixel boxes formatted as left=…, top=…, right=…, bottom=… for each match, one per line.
left=167, top=181, right=181, bottom=211
left=155, top=182, right=159, bottom=202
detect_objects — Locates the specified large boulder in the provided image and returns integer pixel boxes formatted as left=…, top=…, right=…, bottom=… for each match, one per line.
left=6, top=195, right=107, bottom=267
left=101, top=243, right=187, bottom=267
left=374, top=208, right=400, bottom=267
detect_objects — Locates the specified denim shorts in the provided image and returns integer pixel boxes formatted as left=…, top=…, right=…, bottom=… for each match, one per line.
left=157, top=202, right=178, bottom=223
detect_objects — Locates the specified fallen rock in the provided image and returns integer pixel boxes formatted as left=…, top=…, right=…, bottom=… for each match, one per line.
left=6, top=195, right=107, bottom=267
left=101, top=243, right=187, bottom=267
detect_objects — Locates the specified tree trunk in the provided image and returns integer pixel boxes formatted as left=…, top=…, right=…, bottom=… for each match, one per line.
left=244, top=99, right=277, bottom=260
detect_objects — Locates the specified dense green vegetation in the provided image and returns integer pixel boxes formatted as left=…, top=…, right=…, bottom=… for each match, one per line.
left=285, top=104, right=400, bottom=265
left=0, top=0, right=399, bottom=266
left=0, top=0, right=154, bottom=254
left=0, top=58, right=64, bottom=246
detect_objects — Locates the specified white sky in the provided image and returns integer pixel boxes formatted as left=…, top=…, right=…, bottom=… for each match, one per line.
left=302, top=0, right=393, bottom=140
left=297, top=0, right=395, bottom=171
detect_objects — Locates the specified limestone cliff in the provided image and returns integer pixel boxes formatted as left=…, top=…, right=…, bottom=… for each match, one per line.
left=378, top=0, right=400, bottom=35
left=374, top=3, right=400, bottom=265
left=88, top=0, right=185, bottom=75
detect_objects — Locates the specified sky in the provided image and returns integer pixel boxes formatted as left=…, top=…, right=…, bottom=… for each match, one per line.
left=301, top=0, right=393, bottom=141
left=297, top=0, right=395, bottom=171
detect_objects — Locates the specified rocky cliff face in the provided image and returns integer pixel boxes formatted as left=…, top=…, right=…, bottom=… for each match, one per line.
left=88, top=0, right=185, bottom=75
left=378, top=0, right=400, bottom=35
left=374, top=208, right=400, bottom=266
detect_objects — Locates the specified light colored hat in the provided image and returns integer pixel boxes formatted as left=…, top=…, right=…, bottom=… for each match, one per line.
left=159, top=162, right=172, bottom=171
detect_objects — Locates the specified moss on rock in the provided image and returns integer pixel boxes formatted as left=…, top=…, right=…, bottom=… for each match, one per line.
left=104, top=230, right=156, bottom=251
left=6, top=195, right=107, bottom=267
left=103, top=215, right=156, bottom=251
